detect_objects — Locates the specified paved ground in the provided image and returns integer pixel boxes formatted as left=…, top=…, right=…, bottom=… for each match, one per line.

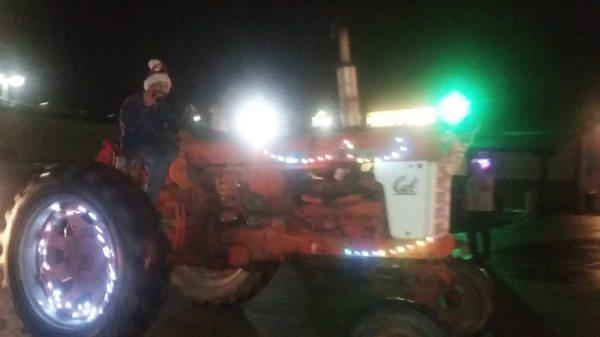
left=484, top=216, right=600, bottom=337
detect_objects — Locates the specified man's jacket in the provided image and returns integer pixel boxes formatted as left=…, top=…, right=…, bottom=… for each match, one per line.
left=119, top=94, right=181, bottom=154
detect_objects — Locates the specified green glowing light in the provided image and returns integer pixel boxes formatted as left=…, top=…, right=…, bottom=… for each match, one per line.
left=438, top=91, right=471, bottom=125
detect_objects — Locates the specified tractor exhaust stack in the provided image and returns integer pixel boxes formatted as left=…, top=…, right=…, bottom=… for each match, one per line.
left=336, top=27, right=361, bottom=128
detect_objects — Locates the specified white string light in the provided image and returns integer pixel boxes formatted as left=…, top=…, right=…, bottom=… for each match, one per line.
left=342, top=236, right=436, bottom=258
left=259, top=137, right=411, bottom=166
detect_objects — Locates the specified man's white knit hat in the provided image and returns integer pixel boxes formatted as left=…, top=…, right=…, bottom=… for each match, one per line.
left=143, top=59, right=172, bottom=92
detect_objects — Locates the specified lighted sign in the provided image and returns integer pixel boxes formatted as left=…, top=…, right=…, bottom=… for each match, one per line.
left=311, top=110, right=333, bottom=128
left=367, top=107, right=437, bottom=127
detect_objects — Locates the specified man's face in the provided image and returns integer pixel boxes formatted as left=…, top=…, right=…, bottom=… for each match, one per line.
left=148, top=81, right=170, bottom=99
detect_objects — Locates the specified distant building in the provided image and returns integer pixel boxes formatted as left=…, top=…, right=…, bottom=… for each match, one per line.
left=463, top=132, right=576, bottom=215
left=456, top=86, right=600, bottom=217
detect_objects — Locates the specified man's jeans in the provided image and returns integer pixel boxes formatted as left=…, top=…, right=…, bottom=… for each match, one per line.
left=123, top=145, right=176, bottom=204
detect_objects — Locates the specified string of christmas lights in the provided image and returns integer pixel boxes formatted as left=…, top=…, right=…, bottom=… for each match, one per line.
left=260, top=137, right=409, bottom=165
left=259, top=136, right=441, bottom=257
left=342, top=236, right=436, bottom=258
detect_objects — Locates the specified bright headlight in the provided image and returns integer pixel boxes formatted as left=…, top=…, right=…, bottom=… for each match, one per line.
left=234, top=97, right=280, bottom=148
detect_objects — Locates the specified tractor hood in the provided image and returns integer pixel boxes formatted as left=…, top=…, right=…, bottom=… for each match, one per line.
left=183, top=127, right=447, bottom=168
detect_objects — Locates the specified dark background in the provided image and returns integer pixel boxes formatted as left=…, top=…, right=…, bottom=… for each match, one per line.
left=0, top=0, right=598, bottom=132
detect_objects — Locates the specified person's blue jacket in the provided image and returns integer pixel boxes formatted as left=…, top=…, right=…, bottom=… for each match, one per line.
left=119, top=94, right=181, bottom=155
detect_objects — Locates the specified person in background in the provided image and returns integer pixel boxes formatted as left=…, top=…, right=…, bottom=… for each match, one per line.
left=119, top=59, right=181, bottom=203
left=465, top=160, right=496, bottom=261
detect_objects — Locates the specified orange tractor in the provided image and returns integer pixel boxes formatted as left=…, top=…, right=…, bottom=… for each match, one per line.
left=1, top=117, right=494, bottom=336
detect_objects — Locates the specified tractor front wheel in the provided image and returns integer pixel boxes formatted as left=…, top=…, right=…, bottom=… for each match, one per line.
left=436, top=258, right=495, bottom=336
left=171, top=265, right=274, bottom=305
left=350, top=302, right=447, bottom=337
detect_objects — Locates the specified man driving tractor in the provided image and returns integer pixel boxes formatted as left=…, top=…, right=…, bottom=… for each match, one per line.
left=118, top=59, right=181, bottom=203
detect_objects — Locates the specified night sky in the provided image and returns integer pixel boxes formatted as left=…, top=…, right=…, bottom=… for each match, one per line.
left=0, top=1, right=598, bottom=132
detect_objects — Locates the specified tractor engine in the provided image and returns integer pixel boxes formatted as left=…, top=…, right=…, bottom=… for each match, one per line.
left=285, top=166, right=387, bottom=238
left=176, top=163, right=388, bottom=239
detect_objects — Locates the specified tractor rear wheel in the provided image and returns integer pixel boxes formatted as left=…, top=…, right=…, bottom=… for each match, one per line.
left=171, top=265, right=274, bottom=305
left=1, top=163, right=169, bottom=337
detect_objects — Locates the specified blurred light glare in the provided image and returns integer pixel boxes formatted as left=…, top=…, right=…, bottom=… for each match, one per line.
left=8, top=75, right=25, bottom=87
left=438, top=91, right=471, bottom=125
left=311, top=110, right=333, bottom=128
left=366, top=107, right=437, bottom=127
left=192, top=114, right=201, bottom=122
left=235, top=98, right=280, bottom=147
left=472, top=158, right=492, bottom=170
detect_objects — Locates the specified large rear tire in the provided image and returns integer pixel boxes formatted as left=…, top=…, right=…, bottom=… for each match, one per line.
left=1, top=163, right=169, bottom=337
left=171, top=265, right=274, bottom=305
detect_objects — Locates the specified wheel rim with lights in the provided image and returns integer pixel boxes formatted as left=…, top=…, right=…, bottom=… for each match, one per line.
left=18, top=195, right=118, bottom=328
left=3, top=163, right=168, bottom=337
